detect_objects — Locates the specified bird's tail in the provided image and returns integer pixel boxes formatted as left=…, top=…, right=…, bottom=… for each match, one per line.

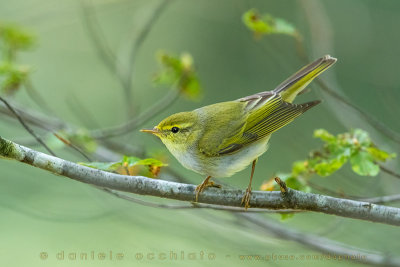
left=273, top=55, right=337, bottom=103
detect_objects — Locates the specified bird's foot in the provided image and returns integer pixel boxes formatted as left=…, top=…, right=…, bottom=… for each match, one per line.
left=241, top=186, right=252, bottom=210
left=195, top=177, right=221, bottom=202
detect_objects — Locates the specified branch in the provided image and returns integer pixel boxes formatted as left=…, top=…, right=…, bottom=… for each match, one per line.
left=0, top=100, right=66, bottom=131
left=122, top=0, right=170, bottom=94
left=102, top=188, right=400, bottom=266
left=379, top=163, right=400, bottom=179
left=81, top=0, right=118, bottom=74
left=1, top=136, right=399, bottom=226
left=90, top=86, right=180, bottom=138
left=297, top=0, right=400, bottom=145
left=81, top=0, right=171, bottom=117
left=0, top=97, right=56, bottom=156
left=101, top=187, right=302, bottom=213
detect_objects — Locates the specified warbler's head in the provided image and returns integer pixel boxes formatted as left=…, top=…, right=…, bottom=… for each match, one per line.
left=141, top=111, right=200, bottom=150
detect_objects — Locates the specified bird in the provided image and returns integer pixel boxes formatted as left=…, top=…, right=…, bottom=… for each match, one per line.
left=141, top=55, right=337, bottom=209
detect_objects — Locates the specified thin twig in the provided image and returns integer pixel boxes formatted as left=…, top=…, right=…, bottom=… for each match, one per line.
left=24, top=79, right=54, bottom=114
left=80, top=0, right=118, bottom=74
left=308, top=181, right=400, bottom=204
left=315, top=78, right=400, bottom=145
left=255, top=24, right=400, bottom=145
left=121, top=0, right=171, bottom=116
left=53, top=132, right=92, bottom=161
left=66, top=94, right=101, bottom=128
left=0, top=97, right=56, bottom=156
left=295, top=1, right=400, bottom=145
left=0, top=100, right=66, bottom=131
left=0, top=100, right=124, bottom=161
left=91, top=86, right=180, bottom=138
left=379, top=163, right=400, bottom=179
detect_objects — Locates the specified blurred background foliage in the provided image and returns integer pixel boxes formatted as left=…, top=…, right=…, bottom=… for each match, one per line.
left=0, top=0, right=400, bottom=266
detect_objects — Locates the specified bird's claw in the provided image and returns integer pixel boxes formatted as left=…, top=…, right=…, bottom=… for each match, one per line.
left=241, top=187, right=252, bottom=210
left=195, top=180, right=221, bottom=202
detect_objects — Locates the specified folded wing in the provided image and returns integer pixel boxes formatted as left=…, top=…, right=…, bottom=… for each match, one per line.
left=216, top=93, right=320, bottom=155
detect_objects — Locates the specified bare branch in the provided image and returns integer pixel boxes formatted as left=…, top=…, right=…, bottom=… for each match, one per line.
left=253, top=11, right=400, bottom=146
left=80, top=0, right=118, bottom=74
left=1, top=136, right=399, bottom=226
left=121, top=0, right=171, bottom=116
left=80, top=1, right=170, bottom=117
left=308, top=181, right=400, bottom=204
left=0, top=99, right=133, bottom=161
left=0, top=100, right=66, bottom=131
left=100, top=187, right=302, bottom=213
left=379, top=164, right=400, bottom=179
left=23, top=79, right=54, bottom=114
left=91, top=86, right=180, bottom=138
left=0, top=97, right=56, bottom=156
left=53, top=132, right=92, bottom=161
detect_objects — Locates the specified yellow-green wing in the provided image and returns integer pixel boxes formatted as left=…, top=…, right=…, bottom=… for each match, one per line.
left=216, top=93, right=320, bottom=155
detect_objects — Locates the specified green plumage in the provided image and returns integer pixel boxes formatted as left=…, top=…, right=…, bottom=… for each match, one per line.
left=196, top=55, right=336, bottom=156
left=142, top=55, right=337, bottom=207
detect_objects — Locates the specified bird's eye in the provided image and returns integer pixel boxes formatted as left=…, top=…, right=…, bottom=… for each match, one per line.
left=171, top=127, right=180, bottom=133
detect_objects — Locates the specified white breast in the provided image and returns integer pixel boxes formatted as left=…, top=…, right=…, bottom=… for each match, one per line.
left=207, top=136, right=271, bottom=177
left=166, top=136, right=271, bottom=178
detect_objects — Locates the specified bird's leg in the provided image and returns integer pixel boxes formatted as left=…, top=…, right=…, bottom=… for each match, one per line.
left=195, top=176, right=221, bottom=202
left=242, top=158, right=257, bottom=210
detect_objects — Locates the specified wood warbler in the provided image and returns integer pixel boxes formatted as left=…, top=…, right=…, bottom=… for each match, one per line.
left=141, top=55, right=337, bottom=209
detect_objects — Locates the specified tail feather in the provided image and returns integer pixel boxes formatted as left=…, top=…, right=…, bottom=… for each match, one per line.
left=273, top=55, right=337, bottom=103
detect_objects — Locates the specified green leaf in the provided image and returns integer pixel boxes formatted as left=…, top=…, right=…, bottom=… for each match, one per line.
left=242, top=9, right=270, bottom=35
left=367, top=147, right=396, bottom=162
left=314, top=158, right=347, bottom=177
left=122, top=156, right=141, bottom=166
left=313, top=129, right=335, bottom=142
left=352, top=129, right=371, bottom=146
left=121, top=156, right=168, bottom=167
left=153, top=51, right=202, bottom=101
left=242, top=9, right=297, bottom=38
left=350, top=151, right=380, bottom=176
left=0, top=62, right=30, bottom=95
left=292, top=160, right=308, bottom=176
left=79, top=155, right=168, bottom=177
left=0, top=23, right=35, bottom=51
left=134, top=158, right=168, bottom=167
left=79, top=161, right=121, bottom=171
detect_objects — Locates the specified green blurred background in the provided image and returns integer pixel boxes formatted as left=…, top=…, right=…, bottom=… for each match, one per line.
left=1, top=0, right=400, bottom=266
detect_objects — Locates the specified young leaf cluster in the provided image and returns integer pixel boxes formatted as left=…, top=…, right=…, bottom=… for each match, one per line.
left=153, top=51, right=202, bottom=100
left=79, top=156, right=168, bottom=178
left=261, top=129, right=396, bottom=192
left=242, top=9, right=297, bottom=39
left=0, top=23, right=35, bottom=95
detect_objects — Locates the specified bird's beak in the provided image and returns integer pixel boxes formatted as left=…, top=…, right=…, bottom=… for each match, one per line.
left=140, top=127, right=161, bottom=135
